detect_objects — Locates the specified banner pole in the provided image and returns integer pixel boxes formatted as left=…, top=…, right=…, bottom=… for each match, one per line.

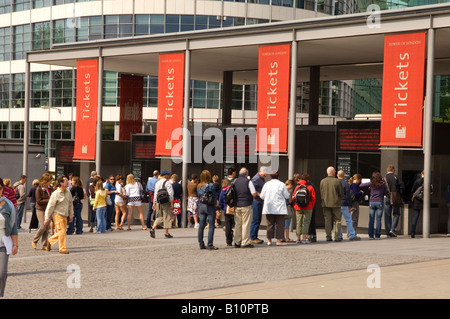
left=96, top=49, right=103, bottom=175
left=423, top=27, right=435, bottom=239
left=182, top=45, right=191, bottom=228
left=288, top=37, right=298, bottom=179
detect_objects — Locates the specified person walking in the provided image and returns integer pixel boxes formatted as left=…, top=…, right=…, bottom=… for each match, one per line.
left=67, top=176, right=85, bottom=235
left=410, top=171, right=432, bottom=238
left=250, top=167, right=267, bottom=245
left=349, top=174, right=364, bottom=232
left=44, top=176, right=74, bottom=254
left=233, top=168, right=258, bottom=248
left=2, top=179, right=17, bottom=210
left=114, top=174, right=127, bottom=230
left=0, top=178, right=19, bottom=297
left=337, top=170, right=361, bottom=241
left=13, top=175, right=27, bottom=230
left=320, top=167, right=344, bottom=242
left=260, top=171, right=290, bottom=246
left=32, top=173, right=52, bottom=249
left=360, top=171, right=388, bottom=240
left=384, top=165, right=405, bottom=237
left=86, top=171, right=97, bottom=232
left=28, top=179, right=39, bottom=231
left=197, top=170, right=219, bottom=250
left=93, top=180, right=107, bottom=233
left=150, top=170, right=174, bottom=239
left=146, top=170, right=159, bottom=228
left=293, top=174, right=316, bottom=244
left=125, top=174, right=147, bottom=230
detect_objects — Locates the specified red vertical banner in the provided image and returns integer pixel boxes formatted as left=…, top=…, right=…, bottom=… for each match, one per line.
left=73, top=59, right=98, bottom=160
left=256, top=44, right=291, bottom=153
left=155, top=52, right=185, bottom=157
left=119, top=74, right=143, bottom=141
left=380, top=33, right=426, bottom=147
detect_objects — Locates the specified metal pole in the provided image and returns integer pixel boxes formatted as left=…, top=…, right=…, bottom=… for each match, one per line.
left=96, top=49, right=103, bottom=175
left=181, top=45, right=191, bottom=228
left=288, top=38, right=298, bottom=179
left=423, top=27, right=435, bottom=239
left=23, top=61, right=30, bottom=177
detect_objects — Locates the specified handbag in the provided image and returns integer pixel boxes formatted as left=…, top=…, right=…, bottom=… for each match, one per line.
left=384, top=177, right=403, bottom=207
left=199, top=184, right=216, bottom=206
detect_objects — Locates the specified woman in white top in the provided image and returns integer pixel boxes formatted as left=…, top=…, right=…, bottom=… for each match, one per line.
left=125, top=174, right=147, bottom=230
left=114, top=174, right=127, bottom=230
left=259, top=171, right=290, bottom=246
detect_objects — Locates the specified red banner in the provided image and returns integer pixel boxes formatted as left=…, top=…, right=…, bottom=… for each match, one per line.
left=73, top=59, right=98, bottom=160
left=155, top=53, right=185, bottom=157
left=256, top=44, right=291, bottom=153
left=119, top=74, right=143, bottom=141
left=380, top=33, right=426, bottom=147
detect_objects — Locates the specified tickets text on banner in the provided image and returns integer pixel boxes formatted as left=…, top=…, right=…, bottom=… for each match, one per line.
left=155, top=53, right=185, bottom=157
left=256, top=44, right=291, bottom=153
left=380, top=33, right=426, bottom=147
left=73, top=59, right=98, bottom=160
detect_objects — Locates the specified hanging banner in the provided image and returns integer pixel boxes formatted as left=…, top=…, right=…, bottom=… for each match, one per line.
left=256, top=44, right=291, bottom=153
left=119, top=74, right=143, bottom=141
left=73, top=59, right=98, bottom=160
left=155, top=52, right=185, bottom=157
left=380, top=32, right=426, bottom=147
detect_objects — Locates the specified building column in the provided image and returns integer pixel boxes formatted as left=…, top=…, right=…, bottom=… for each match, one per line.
left=309, top=66, right=320, bottom=126
left=96, top=49, right=104, bottom=175
left=423, top=28, right=435, bottom=238
left=288, top=39, right=298, bottom=178
left=181, top=46, right=191, bottom=228
left=23, top=61, right=30, bottom=177
left=222, top=71, right=233, bottom=126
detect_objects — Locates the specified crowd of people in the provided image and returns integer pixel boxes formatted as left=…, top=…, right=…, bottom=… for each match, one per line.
left=0, top=165, right=449, bottom=296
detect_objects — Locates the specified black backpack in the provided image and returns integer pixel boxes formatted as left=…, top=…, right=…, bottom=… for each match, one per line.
left=156, top=180, right=170, bottom=204
left=294, top=184, right=310, bottom=207
left=14, top=185, right=20, bottom=200
left=225, top=181, right=236, bottom=208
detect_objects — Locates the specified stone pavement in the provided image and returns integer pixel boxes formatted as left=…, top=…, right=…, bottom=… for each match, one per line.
left=4, top=211, right=450, bottom=300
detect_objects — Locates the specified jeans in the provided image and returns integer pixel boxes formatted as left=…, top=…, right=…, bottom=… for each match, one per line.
left=95, top=207, right=107, bottom=233
left=0, top=247, right=9, bottom=297
left=146, top=201, right=154, bottom=228
left=67, top=203, right=83, bottom=234
left=250, top=201, right=263, bottom=240
left=368, top=202, right=384, bottom=239
left=341, top=206, right=357, bottom=238
left=411, top=209, right=421, bottom=236
left=384, top=197, right=400, bottom=234
left=198, top=204, right=216, bottom=248
left=15, top=202, right=25, bottom=229
left=106, top=204, right=114, bottom=230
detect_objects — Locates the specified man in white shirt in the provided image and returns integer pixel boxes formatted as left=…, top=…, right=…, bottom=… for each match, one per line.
left=150, top=170, right=174, bottom=239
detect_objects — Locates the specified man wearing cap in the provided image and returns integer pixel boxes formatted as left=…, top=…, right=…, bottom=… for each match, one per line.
left=150, top=170, right=174, bottom=239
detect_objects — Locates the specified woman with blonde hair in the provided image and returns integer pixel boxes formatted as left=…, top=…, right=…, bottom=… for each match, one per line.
left=125, top=174, right=147, bottom=230
left=114, top=174, right=127, bottom=230
left=93, top=180, right=107, bottom=233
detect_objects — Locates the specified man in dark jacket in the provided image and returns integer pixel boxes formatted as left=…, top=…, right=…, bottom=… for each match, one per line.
left=250, top=167, right=267, bottom=244
left=384, top=165, right=405, bottom=237
left=233, top=168, right=258, bottom=248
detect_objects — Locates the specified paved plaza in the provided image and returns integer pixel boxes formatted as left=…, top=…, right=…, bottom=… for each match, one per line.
left=4, top=211, right=450, bottom=300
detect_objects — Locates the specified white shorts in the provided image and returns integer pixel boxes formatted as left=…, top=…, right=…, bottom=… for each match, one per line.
left=127, top=196, right=142, bottom=207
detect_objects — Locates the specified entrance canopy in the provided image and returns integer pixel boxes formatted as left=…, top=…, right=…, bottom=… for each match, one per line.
left=27, top=3, right=450, bottom=84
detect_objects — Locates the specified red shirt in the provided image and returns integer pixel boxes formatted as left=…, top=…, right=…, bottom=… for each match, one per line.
left=3, top=186, right=17, bottom=207
left=292, top=180, right=316, bottom=211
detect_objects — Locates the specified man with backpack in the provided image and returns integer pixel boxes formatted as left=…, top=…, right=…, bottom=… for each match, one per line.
left=13, top=175, right=27, bottom=230
left=293, top=174, right=316, bottom=244
left=150, top=170, right=174, bottom=239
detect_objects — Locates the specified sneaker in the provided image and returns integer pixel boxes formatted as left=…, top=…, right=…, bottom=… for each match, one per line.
left=241, top=244, right=254, bottom=248
left=194, top=223, right=199, bottom=229
left=301, top=240, right=311, bottom=244
left=349, top=236, right=361, bottom=241
left=149, top=228, right=155, bottom=238
left=207, top=246, right=219, bottom=250
left=164, top=233, right=173, bottom=239
left=251, top=238, right=264, bottom=244
left=389, top=231, right=397, bottom=237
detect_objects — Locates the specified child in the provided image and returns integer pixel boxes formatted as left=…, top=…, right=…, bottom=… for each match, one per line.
left=284, top=179, right=295, bottom=243
left=218, top=179, right=234, bottom=246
